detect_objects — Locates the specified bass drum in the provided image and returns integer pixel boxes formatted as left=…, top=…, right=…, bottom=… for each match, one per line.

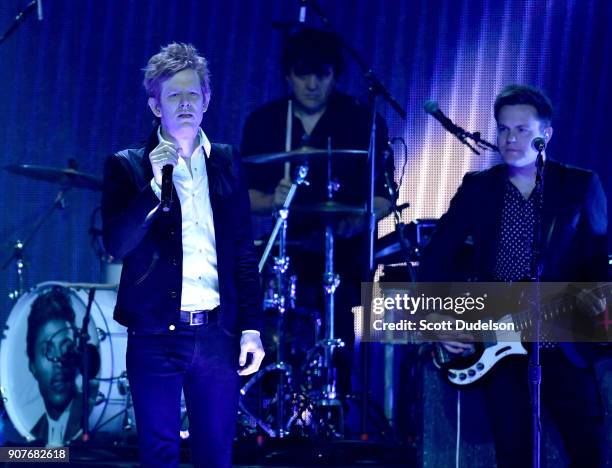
left=0, top=282, right=134, bottom=445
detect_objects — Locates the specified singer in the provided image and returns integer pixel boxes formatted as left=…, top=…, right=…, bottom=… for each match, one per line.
left=419, top=84, right=607, bottom=467
left=101, top=43, right=264, bottom=468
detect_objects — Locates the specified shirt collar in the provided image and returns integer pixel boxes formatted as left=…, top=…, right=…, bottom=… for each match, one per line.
left=46, top=399, right=72, bottom=441
left=156, top=126, right=211, bottom=158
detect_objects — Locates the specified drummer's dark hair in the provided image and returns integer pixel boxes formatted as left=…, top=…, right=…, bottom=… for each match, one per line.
left=281, top=28, right=344, bottom=76
left=27, top=287, right=76, bottom=362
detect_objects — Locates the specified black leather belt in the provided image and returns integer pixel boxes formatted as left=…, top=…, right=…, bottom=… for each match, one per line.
left=179, top=307, right=218, bottom=326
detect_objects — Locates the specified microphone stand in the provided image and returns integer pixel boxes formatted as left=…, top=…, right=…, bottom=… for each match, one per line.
left=0, top=0, right=39, bottom=46
left=2, top=188, right=69, bottom=300
left=301, top=0, right=407, bottom=437
left=304, top=0, right=406, bottom=120
left=425, top=105, right=499, bottom=155
left=456, top=129, right=498, bottom=155
left=79, top=287, right=96, bottom=442
left=529, top=150, right=545, bottom=468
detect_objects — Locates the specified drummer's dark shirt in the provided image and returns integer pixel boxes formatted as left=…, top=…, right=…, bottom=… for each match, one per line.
left=241, top=92, right=392, bottom=207
left=240, top=92, right=394, bottom=279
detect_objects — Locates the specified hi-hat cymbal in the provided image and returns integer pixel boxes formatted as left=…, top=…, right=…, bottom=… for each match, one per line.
left=4, top=164, right=103, bottom=191
left=293, top=201, right=366, bottom=216
left=243, top=147, right=368, bottom=164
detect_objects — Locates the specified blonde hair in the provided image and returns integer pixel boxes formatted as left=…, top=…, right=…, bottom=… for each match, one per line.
left=143, top=42, right=211, bottom=100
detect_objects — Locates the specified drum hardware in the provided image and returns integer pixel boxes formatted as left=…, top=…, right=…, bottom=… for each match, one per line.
left=5, top=240, right=24, bottom=300
left=304, top=141, right=347, bottom=437
left=242, top=144, right=373, bottom=440
left=1, top=188, right=69, bottom=300
left=253, top=145, right=351, bottom=439
left=94, top=391, right=106, bottom=406
left=243, top=148, right=367, bottom=165
left=0, top=282, right=133, bottom=444
left=374, top=219, right=438, bottom=266
left=239, top=362, right=293, bottom=438
left=247, top=163, right=309, bottom=439
left=3, top=164, right=103, bottom=191
left=262, top=271, right=297, bottom=313
left=2, top=163, right=104, bottom=300
left=293, top=200, right=366, bottom=215
left=257, top=164, right=309, bottom=273
left=285, top=392, right=315, bottom=432
left=90, top=402, right=134, bottom=434
left=79, top=286, right=97, bottom=442
left=116, top=371, right=129, bottom=395
left=122, top=390, right=134, bottom=432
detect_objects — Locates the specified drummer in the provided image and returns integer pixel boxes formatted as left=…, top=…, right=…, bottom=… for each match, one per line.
left=241, top=28, right=396, bottom=389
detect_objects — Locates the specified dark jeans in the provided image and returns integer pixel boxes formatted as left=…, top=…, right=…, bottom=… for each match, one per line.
left=482, top=350, right=603, bottom=468
left=126, top=321, right=240, bottom=468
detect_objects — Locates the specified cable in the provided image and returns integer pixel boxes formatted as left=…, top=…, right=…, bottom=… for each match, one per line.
left=455, top=389, right=461, bottom=468
left=390, top=137, right=409, bottom=198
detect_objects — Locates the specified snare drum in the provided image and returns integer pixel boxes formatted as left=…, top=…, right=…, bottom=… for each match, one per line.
left=0, top=282, right=133, bottom=444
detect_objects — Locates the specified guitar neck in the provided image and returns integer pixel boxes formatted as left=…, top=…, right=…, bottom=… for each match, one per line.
left=510, top=283, right=611, bottom=332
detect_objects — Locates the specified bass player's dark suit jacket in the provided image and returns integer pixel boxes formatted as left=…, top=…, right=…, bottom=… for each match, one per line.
left=101, top=129, right=261, bottom=335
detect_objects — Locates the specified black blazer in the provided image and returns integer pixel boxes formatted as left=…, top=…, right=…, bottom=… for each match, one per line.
left=419, top=160, right=608, bottom=283
left=102, top=130, right=261, bottom=334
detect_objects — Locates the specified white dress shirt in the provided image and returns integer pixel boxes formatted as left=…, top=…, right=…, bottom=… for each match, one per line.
left=46, top=401, right=71, bottom=447
left=150, top=127, right=259, bottom=335
left=152, top=127, right=220, bottom=311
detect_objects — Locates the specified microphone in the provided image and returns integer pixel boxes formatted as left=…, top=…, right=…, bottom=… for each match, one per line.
left=160, top=165, right=174, bottom=212
left=59, top=344, right=101, bottom=377
left=532, top=137, right=546, bottom=152
left=424, top=101, right=463, bottom=137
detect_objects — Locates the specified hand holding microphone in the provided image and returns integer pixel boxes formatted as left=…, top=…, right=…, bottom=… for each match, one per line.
left=149, top=141, right=180, bottom=211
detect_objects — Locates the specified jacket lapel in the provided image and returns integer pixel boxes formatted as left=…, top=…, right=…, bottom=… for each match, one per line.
left=141, top=130, right=158, bottom=183
left=541, top=160, right=562, bottom=250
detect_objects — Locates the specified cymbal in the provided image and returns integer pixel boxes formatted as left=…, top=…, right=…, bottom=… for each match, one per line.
left=4, top=164, right=103, bottom=191
left=293, top=201, right=366, bottom=216
left=243, top=147, right=368, bottom=164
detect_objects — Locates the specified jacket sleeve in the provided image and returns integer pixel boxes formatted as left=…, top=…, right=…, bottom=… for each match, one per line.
left=230, top=146, right=263, bottom=331
left=101, top=154, right=160, bottom=259
left=580, top=171, right=608, bottom=281
left=418, top=172, right=476, bottom=281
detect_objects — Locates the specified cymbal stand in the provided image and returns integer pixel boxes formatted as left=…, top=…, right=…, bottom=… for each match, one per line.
left=2, top=187, right=69, bottom=300
left=242, top=164, right=308, bottom=438
left=304, top=0, right=407, bottom=436
left=311, top=140, right=345, bottom=437
left=258, top=164, right=309, bottom=273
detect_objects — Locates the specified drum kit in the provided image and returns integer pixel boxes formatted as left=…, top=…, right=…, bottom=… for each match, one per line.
left=240, top=147, right=375, bottom=439
left=0, top=146, right=375, bottom=446
left=0, top=162, right=137, bottom=446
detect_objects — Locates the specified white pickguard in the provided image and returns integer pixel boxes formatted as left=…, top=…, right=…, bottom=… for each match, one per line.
left=446, top=314, right=528, bottom=385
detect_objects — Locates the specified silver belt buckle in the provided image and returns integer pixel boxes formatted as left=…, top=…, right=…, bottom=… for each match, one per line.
left=190, top=311, right=204, bottom=326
